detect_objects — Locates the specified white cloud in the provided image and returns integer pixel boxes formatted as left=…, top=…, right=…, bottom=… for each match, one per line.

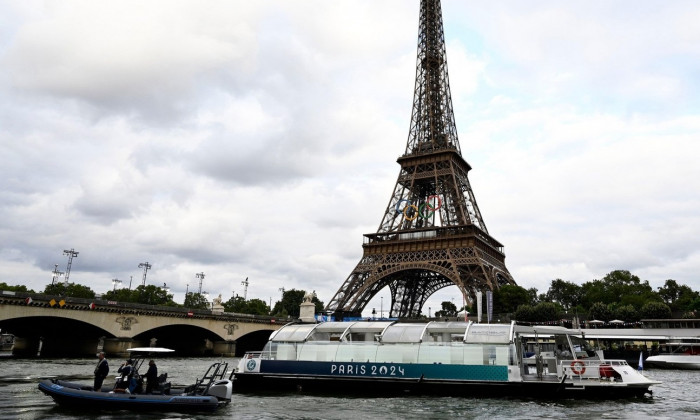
left=1, top=1, right=699, bottom=317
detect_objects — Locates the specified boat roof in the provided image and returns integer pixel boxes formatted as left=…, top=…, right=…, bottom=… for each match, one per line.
left=268, top=321, right=579, bottom=344
left=126, top=347, right=175, bottom=355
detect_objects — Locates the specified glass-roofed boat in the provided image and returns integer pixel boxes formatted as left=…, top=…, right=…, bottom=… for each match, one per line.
left=234, top=321, right=660, bottom=398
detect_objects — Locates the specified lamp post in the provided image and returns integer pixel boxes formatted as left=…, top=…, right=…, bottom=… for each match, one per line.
left=380, top=296, right=383, bottom=319
left=112, top=278, right=122, bottom=291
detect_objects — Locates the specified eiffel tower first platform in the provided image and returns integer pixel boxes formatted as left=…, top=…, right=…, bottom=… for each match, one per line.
left=326, top=0, right=516, bottom=319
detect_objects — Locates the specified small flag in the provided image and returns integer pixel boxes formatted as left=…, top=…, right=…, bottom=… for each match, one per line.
left=25, top=297, right=33, bottom=305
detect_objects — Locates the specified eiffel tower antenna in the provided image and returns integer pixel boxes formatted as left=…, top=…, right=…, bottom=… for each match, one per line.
left=326, top=0, right=515, bottom=319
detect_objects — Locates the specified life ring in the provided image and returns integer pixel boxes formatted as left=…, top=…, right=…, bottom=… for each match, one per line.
left=570, top=360, right=586, bottom=375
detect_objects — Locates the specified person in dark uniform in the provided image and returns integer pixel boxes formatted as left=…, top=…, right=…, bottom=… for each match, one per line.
left=144, top=360, right=158, bottom=394
left=93, top=352, right=109, bottom=392
left=115, top=359, right=133, bottom=391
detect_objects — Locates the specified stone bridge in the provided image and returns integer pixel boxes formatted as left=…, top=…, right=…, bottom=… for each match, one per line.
left=0, top=290, right=285, bottom=357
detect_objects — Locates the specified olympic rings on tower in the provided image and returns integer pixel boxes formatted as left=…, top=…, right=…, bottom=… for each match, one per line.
left=395, top=196, right=443, bottom=220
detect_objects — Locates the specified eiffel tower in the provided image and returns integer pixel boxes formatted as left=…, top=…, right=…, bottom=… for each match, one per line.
left=326, top=0, right=516, bottom=319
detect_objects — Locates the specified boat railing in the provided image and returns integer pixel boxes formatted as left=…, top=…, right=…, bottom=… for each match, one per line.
left=560, top=358, right=628, bottom=380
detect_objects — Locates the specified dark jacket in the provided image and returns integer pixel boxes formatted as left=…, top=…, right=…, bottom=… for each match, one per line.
left=94, top=358, right=109, bottom=378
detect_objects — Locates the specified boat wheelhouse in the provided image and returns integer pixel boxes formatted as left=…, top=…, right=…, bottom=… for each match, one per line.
left=234, top=321, right=660, bottom=398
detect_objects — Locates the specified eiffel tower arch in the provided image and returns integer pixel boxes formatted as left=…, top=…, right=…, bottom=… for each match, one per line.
left=326, top=0, right=516, bottom=319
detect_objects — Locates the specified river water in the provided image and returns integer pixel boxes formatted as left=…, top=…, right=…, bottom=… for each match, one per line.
left=0, top=357, right=698, bottom=419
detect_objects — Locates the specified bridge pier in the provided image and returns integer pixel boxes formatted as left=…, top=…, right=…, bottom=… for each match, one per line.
left=212, top=340, right=236, bottom=357
left=102, top=337, right=138, bottom=358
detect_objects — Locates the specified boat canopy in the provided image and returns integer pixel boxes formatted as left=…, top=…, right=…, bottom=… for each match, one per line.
left=268, top=321, right=521, bottom=345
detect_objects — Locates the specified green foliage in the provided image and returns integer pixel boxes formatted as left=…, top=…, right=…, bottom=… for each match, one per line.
left=514, top=305, right=536, bottom=322
left=544, top=279, right=582, bottom=310
left=184, top=292, right=209, bottom=309
left=657, top=279, right=700, bottom=312
left=434, top=301, right=458, bottom=318
left=533, top=302, right=562, bottom=322
left=222, top=296, right=270, bottom=315
left=639, top=301, right=672, bottom=319
left=44, top=282, right=96, bottom=299
left=102, top=285, right=175, bottom=306
left=493, top=285, right=533, bottom=313
left=0, top=282, right=35, bottom=293
left=271, top=289, right=324, bottom=318
left=588, top=302, right=613, bottom=321
left=613, top=304, right=639, bottom=322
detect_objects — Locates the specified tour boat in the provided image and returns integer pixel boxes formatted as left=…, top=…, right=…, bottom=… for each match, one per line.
left=38, top=347, right=233, bottom=412
left=645, top=343, right=700, bottom=370
left=234, top=321, right=660, bottom=398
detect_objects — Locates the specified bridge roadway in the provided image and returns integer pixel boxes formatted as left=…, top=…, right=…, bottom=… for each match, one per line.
left=0, top=290, right=283, bottom=357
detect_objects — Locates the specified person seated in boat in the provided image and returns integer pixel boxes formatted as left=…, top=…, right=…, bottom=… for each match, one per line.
left=555, top=345, right=572, bottom=359
left=114, top=359, right=134, bottom=392
left=144, top=359, right=158, bottom=394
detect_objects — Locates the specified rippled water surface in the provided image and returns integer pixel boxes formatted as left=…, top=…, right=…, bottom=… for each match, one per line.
left=1, top=357, right=698, bottom=419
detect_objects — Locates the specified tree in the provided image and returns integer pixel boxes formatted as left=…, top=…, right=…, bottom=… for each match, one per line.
left=533, top=302, right=562, bottom=322
left=434, top=301, right=458, bottom=318
left=514, top=305, right=536, bottom=322
left=639, top=302, right=672, bottom=319
left=102, top=288, right=138, bottom=302
left=271, top=289, right=323, bottom=318
left=223, top=295, right=247, bottom=312
left=613, top=304, right=639, bottom=322
left=131, top=285, right=173, bottom=306
left=493, top=285, right=532, bottom=314
left=44, top=282, right=96, bottom=299
left=581, top=270, right=657, bottom=308
left=658, top=279, right=700, bottom=313
left=588, top=302, right=613, bottom=322
left=0, top=282, right=35, bottom=293
left=245, top=298, right=271, bottom=316
left=545, top=279, right=582, bottom=310
left=184, top=292, right=209, bottom=309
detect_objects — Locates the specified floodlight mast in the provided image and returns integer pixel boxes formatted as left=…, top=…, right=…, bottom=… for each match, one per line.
left=138, top=262, right=151, bottom=286
left=63, top=248, right=79, bottom=284
left=241, top=277, right=249, bottom=301
left=196, top=272, right=205, bottom=294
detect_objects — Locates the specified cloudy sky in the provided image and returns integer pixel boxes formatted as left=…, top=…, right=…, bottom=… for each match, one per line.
left=1, top=0, right=699, bottom=316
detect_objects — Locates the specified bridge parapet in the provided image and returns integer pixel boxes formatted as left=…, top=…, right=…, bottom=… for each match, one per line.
left=0, top=290, right=283, bottom=325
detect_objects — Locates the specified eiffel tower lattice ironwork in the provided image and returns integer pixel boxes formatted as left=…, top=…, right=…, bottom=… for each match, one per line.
left=326, top=0, right=516, bottom=319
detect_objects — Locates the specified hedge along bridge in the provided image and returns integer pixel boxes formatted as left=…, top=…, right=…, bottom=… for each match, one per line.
left=0, top=290, right=282, bottom=357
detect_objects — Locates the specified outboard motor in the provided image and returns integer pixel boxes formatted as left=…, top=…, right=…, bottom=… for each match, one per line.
left=206, top=379, right=233, bottom=402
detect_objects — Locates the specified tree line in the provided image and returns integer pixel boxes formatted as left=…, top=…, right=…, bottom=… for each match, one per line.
left=3, top=269, right=698, bottom=322
left=0, top=281, right=323, bottom=318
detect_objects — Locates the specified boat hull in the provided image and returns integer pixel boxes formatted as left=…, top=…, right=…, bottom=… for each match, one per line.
left=38, top=380, right=220, bottom=412
left=234, top=360, right=654, bottom=399
left=646, top=355, right=700, bottom=370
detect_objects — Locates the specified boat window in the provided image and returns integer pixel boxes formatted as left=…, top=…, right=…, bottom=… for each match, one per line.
left=270, top=324, right=318, bottom=342
left=381, top=324, right=426, bottom=343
